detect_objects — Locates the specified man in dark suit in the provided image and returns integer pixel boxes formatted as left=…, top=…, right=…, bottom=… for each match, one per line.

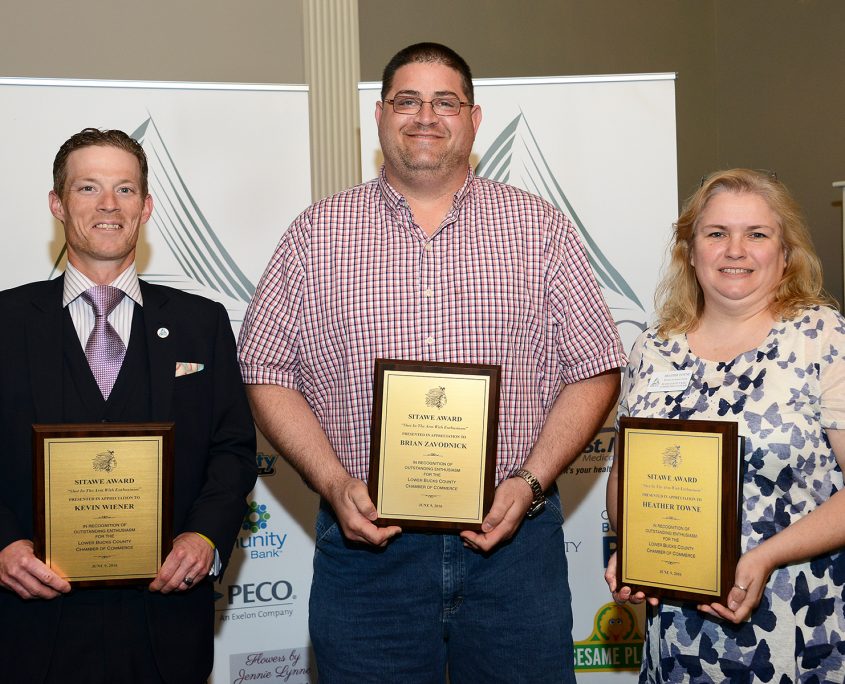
left=0, top=128, right=257, bottom=683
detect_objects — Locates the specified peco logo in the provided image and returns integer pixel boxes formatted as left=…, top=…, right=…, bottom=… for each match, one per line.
left=229, top=580, right=294, bottom=605
left=217, top=579, right=297, bottom=622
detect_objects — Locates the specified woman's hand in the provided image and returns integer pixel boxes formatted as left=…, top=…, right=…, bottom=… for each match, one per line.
left=698, top=545, right=773, bottom=623
left=604, top=551, right=659, bottom=606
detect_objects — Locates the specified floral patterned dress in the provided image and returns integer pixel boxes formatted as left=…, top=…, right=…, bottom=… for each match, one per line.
left=619, top=307, right=845, bottom=683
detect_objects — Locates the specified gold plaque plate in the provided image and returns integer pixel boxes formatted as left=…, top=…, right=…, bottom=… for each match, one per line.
left=369, top=360, right=499, bottom=531
left=33, top=423, right=174, bottom=587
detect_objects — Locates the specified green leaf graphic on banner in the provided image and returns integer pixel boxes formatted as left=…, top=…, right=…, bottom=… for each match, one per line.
left=51, top=116, right=255, bottom=308
left=132, top=117, right=255, bottom=302
left=476, top=112, right=644, bottom=312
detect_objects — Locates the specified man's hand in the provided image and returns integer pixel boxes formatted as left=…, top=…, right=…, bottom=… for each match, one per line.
left=326, top=477, right=401, bottom=547
left=0, top=540, right=70, bottom=599
left=149, top=532, right=214, bottom=594
left=460, top=477, right=533, bottom=553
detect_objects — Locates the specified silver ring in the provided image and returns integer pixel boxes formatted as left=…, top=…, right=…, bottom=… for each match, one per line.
left=183, top=576, right=194, bottom=586
left=734, top=583, right=747, bottom=592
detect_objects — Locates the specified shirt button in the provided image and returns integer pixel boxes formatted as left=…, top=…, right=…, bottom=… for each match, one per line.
left=425, top=336, right=435, bottom=345
left=424, top=289, right=434, bottom=298
left=424, top=242, right=433, bottom=252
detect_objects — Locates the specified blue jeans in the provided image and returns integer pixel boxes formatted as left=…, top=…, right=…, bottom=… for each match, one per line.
left=309, top=488, right=575, bottom=683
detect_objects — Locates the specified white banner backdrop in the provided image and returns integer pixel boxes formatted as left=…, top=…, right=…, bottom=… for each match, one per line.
left=0, top=72, right=677, bottom=683
left=360, top=74, right=678, bottom=680
left=0, top=78, right=316, bottom=684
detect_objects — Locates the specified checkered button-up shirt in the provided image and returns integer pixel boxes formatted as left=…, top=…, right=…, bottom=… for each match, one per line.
left=239, top=169, right=625, bottom=483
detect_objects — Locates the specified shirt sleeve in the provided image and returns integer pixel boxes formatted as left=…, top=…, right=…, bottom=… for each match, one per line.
left=546, top=210, right=627, bottom=385
left=237, top=210, right=310, bottom=388
left=615, top=328, right=652, bottom=427
left=818, top=308, right=845, bottom=430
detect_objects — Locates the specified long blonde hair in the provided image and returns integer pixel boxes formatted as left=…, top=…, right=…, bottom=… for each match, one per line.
left=655, top=169, right=835, bottom=337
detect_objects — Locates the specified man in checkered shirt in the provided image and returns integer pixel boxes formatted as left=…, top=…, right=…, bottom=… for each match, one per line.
left=239, top=43, right=625, bottom=683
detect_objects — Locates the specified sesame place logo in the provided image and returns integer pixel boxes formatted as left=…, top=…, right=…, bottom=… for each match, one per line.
left=237, top=501, right=287, bottom=560
left=573, top=602, right=644, bottom=671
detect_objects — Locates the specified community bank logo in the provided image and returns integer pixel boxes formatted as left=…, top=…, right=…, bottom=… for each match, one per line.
left=256, top=451, right=278, bottom=477
left=243, top=501, right=271, bottom=533
left=49, top=115, right=255, bottom=324
left=573, top=602, right=644, bottom=671
left=476, top=113, right=647, bottom=336
left=236, top=501, right=287, bottom=560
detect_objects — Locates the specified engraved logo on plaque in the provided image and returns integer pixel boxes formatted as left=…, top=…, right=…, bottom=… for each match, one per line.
left=662, top=445, right=682, bottom=469
left=92, top=450, right=117, bottom=473
left=425, top=386, right=447, bottom=410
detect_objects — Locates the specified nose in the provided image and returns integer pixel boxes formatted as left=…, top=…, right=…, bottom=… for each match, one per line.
left=98, top=191, right=120, bottom=212
left=725, top=233, right=746, bottom=259
left=413, top=101, right=439, bottom=125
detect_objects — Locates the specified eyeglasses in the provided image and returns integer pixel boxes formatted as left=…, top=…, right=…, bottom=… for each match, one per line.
left=384, top=96, right=472, bottom=116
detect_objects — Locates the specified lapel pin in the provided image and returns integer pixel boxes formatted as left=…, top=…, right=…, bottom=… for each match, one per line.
left=157, top=327, right=170, bottom=339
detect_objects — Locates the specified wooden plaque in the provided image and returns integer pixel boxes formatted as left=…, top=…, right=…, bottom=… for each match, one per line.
left=616, top=416, right=741, bottom=604
left=33, top=422, right=174, bottom=587
left=369, top=359, right=499, bottom=532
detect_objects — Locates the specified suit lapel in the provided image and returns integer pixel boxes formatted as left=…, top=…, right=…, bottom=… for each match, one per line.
left=27, top=278, right=65, bottom=423
left=139, top=282, right=174, bottom=421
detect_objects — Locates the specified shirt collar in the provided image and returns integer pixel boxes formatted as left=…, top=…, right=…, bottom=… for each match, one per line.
left=63, top=262, right=143, bottom=308
left=377, top=166, right=476, bottom=213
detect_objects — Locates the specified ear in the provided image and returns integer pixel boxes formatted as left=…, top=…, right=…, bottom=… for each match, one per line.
left=375, top=100, right=384, bottom=127
left=470, top=104, right=482, bottom=134
left=48, top=190, right=65, bottom=223
left=141, top=193, right=154, bottom=224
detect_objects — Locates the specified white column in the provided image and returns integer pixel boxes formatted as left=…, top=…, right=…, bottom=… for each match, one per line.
left=303, top=0, right=361, bottom=201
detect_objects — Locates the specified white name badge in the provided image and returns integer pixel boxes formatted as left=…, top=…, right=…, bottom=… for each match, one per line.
left=647, top=370, right=693, bottom=393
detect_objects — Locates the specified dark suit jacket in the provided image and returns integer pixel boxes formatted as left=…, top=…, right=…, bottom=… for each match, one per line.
left=0, top=276, right=257, bottom=683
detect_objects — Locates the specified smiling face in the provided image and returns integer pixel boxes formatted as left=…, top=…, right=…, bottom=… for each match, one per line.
left=376, top=61, right=481, bottom=192
left=691, top=191, right=786, bottom=316
left=49, top=145, right=152, bottom=283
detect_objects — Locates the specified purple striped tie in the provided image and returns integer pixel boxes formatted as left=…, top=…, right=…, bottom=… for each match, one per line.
left=81, top=286, right=126, bottom=399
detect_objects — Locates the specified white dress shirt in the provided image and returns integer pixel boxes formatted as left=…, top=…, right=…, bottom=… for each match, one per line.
left=63, top=262, right=143, bottom=347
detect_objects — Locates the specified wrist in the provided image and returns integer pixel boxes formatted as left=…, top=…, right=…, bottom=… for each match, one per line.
left=193, top=532, right=216, bottom=550
left=510, top=468, right=546, bottom=518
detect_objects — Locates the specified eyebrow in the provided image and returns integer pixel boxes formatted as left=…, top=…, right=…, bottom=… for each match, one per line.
left=73, top=177, right=138, bottom=185
left=699, top=222, right=775, bottom=231
left=393, top=89, right=461, bottom=99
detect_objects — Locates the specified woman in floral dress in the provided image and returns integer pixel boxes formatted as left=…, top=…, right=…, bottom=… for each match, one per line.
left=605, top=169, right=845, bottom=682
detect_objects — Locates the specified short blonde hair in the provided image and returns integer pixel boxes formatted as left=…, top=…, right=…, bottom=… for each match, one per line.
left=656, top=168, right=835, bottom=337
